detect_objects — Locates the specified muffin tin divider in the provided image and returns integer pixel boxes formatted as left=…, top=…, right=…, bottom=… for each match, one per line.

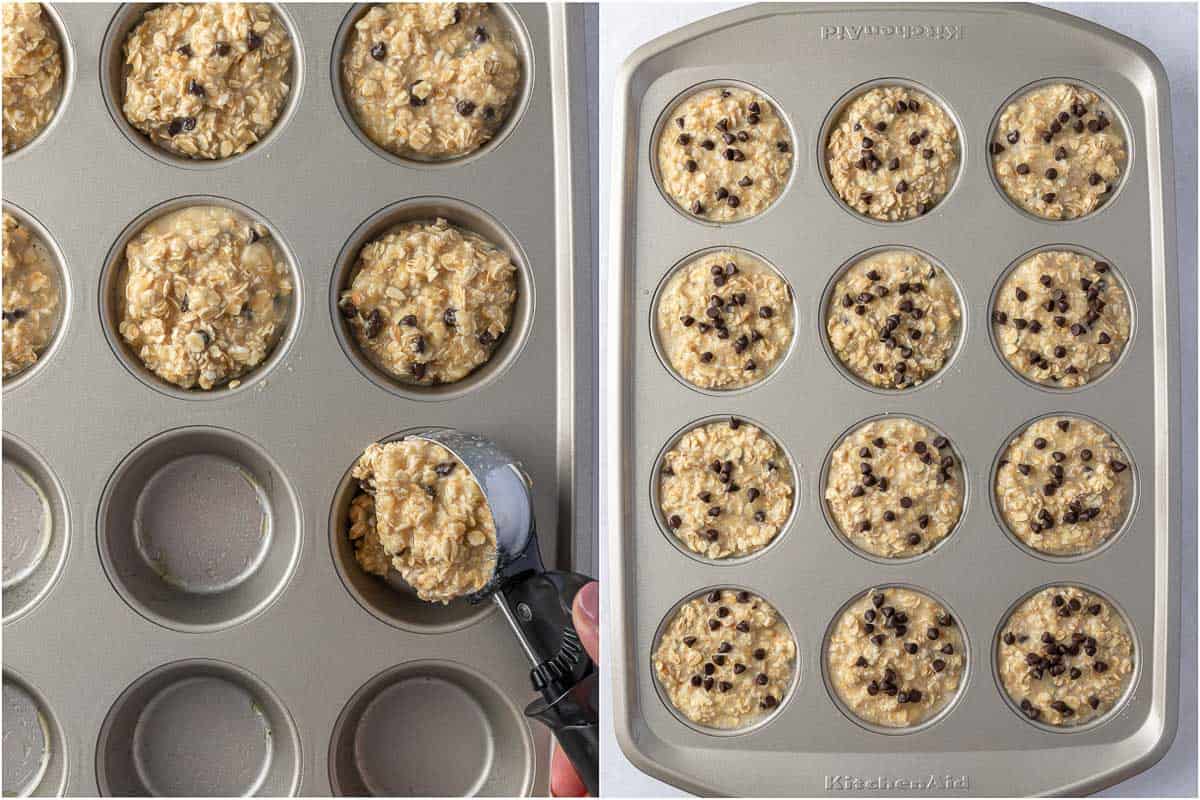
left=2, top=3, right=593, bottom=796
left=612, top=3, right=1178, bottom=795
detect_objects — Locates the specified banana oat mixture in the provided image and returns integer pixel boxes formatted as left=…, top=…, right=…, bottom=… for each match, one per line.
left=341, top=3, right=521, bottom=160
left=654, top=588, right=796, bottom=729
left=656, top=249, right=793, bottom=390
left=826, top=587, right=965, bottom=728
left=117, top=205, right=293, bottom=391
left=826, top=86, right=959, bottom=221
left=826, top=249, right=960, bottom=388
left=2, top=3, right=63, bottom=154
left=339, top=218, right=517, bottom=386
left=990, top=83, right=1126, bottom=220
left=998, top=586, right=1134, bottom=726
left=349, top=438, right=497, bottom=604
left=657, top=86, right=793, bottom=222
left=993, top=250, right=1130, bottom=388
left=3, top=212, right=61, bottom=379
left=658, top=418, right=794, bottom=560
left=121, top=2, right=293, bottom=160
left=995, top=416, right=1132, bottom=556
left=825, top=417, right=963, bottom=558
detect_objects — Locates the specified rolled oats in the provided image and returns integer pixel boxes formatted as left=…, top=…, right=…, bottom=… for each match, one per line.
left=341, top=3, right=521, bottom=160
left=2, top=2, right=62, bottom=155
left=2, top=211, right=61, bottom=378
left=117, top=205, right=292, bottom=390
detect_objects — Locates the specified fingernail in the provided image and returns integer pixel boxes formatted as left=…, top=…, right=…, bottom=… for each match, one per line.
left=577, top=581, right=599, bottom=624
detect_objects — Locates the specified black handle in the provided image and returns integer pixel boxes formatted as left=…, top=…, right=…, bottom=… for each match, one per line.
left=525, top=671, right=599, bottom=796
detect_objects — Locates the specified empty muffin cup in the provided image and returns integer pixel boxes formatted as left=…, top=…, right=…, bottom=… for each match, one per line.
left=329, top=660, right=535, bottom=797
left=2, top=434, right=68, bottom=624
left=96, top=659, right=300, bottom=796
left=2, top=669, right=67, bottom=797
left=98, top=426, right=301, bottom=632
left=330, top=430, right=495, bottom=633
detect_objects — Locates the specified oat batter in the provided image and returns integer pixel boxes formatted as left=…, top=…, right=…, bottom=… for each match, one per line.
left=349, top=438, right=497, bottom=604
left=827, top=587, right=965, bottom=728
left=117, top=205, right=292, bottom=390
left=826, top=86, right=959, bottom=221
left=990, top=83, right=1126, bottom=220
left=826, top=249, right=960, bottom=388
left=995, top=416, right=1131, bottom=556
left=3, top=212, right=60, bottom=379
left=339, top=218, right=516, bottom=386
left=656, top=250, right=793, bottom=390
left=658, top=418, right=793, bottom=560
left=993, top=250, right=1130, bottom=388
left=341, top=3, right=521, bottom=160
left=2, top=3, right=63, bottom=154
left=825, top=417, right=963, bottom=558
left=122, top=2, right=293, bottom=160
left=998, top=586, right=1134, bottom=726
left=653, top=588, right=796, bottom=729
left=657, top=86, right=793, bottom=222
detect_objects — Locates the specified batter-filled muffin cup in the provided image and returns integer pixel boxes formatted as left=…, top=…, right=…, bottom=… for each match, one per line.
left=656, top=84, right=794, bottom=223
left=340, top=3, right=523, bottom=161
left=992, top=249, right=1131, bottom=389
left=824, top=416, right=964, bottom=559
left=653, top=587, right=796, bottom=731
left=348, top=438, right=497, bottom=604
left=338, top=218, right=517, bottom=387
left=994, top=415, right=1133, bottom=557
left=3, top=212, right=62, bottom=380
left=825, top=248, right=961, bottom=389
left=655, top=248, right=794, bottom=391
left=824, top=83, right=960, bottom=221
left=115, top=205, right=294, bottom=391
left=989, top=82, right=1127, bottom=220
left=2, top=3, right=64, bottom=155
left=997, top=585, right=1134, bottom=727
left=657, top=417, right=794, bottom=560
left=119, top=2, right=294, bottom=161
left=825, top=586, right=966, bottom=729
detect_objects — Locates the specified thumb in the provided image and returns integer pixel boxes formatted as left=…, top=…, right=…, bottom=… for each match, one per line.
left=571, top=581, right=599, bottom=662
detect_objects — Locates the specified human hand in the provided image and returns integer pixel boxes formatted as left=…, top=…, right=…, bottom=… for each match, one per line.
left=549, top=581, right=599, bottom=797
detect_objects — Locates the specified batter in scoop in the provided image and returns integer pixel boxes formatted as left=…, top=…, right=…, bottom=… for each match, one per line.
left=826, top=587, right=965, bottom=728
left=2, top=3, right=63, bottom=154
left=826, top=86, right=959, bottom=221
left=3, top=212, right=61, bottom=379
left=658, top=417, right=794, bottom=560
left=339, top=218, right=517, bottom=386
left=341, top=3, right=522, bottom=160
left=825, top=417, right=963, bottom=558
left=657, top=86, right=793, bottom=222
left=653, top=588, right=796, bottom=729
left=998, top=586, right=1134, bottom=726
left=117, top=205, right=293, bottom=390
left=349, top=438, right=497, bottom=604
left=990, top=83, right=1125, bottom=220
left=121, top=2, right=293, bottom=160
left=656, top=249, right=793, bottom=390
left=995, top=416, right=1131, bottom=556
left=992, top=250, right=1130, bottom=388
left=826, top=249, right=961, bottom=388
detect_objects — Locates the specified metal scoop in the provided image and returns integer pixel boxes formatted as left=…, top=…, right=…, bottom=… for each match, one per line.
left=402, top=427, right=598, bottom=796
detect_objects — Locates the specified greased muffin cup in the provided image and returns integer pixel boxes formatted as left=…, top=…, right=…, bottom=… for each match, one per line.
left=3, top=5, right=593, bottom=796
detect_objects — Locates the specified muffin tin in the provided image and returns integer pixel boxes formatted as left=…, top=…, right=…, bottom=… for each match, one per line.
left=2, top=3, right=593, bottom=795
left=608, top=3, right=1179, bottom=795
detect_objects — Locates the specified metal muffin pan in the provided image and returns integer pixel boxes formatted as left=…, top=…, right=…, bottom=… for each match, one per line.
left=2, top=3, right=593, bottom=795
left=608, top=3, right=1179, bottom=795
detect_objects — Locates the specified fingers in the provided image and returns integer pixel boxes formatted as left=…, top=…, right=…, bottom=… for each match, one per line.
left=550, top=741, right=589, bottom=797
left=572, top=580, right=600, bottom=662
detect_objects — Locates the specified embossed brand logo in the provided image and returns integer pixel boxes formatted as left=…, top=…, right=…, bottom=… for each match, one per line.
left=824, top=774, right=970, bottom=792
left=819, top=24, right=965, bottom=41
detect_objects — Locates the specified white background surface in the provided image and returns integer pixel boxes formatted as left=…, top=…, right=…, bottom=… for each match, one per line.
left=595, top=2, right=1198, bottom=796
